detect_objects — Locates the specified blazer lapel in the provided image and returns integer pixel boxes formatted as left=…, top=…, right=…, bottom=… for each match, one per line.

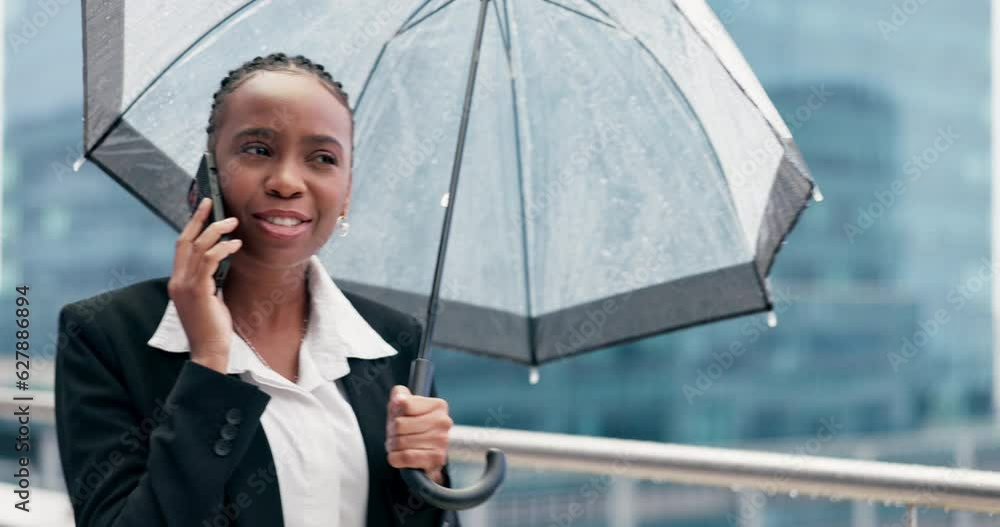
left=342, top=356, right=398, bottom=526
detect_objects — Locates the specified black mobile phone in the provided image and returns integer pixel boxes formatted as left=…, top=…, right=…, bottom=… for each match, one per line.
left=194, top=151, right=232, bottom=292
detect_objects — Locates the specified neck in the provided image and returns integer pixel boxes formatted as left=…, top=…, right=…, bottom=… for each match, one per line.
left=222, top=255, right=311, bottom=339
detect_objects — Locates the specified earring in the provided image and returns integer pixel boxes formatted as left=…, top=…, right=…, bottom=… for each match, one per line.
left=337, top=214, right=350, bottom=237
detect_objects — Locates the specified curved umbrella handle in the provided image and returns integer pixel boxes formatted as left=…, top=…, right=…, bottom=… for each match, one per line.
left=403, top=358, right=507, bottom=510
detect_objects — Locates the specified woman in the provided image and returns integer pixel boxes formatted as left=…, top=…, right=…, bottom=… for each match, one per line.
left=55, top=53, right=458, bottom=527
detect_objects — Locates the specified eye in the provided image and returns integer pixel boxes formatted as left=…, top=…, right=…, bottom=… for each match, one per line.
left=240, top=143, right=271, bottom=156
left=314, top=153, right=339, bottom=166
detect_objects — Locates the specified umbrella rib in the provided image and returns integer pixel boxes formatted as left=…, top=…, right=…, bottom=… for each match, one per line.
left=354, top=0, right=439, bottom=116
left=589, top=0, right=752, bottom=259
left=394, top=0, right=436, bottom=36
left=492, top=0, right=511, bottom=60
left=537, top=0, right=617, bottom=30
left=395, top=0, right=460, bottom=38
left=668, top=0, right=789, bottom=144
left=502, top=0, right=538, bottom=364
left=84, top=0, right=260, bottom=158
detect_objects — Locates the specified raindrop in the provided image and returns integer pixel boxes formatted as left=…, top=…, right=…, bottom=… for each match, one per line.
left=440, top=192, right=450, bottom=208
left=811, top=187, right=824, bottom=202
left=729, top=485, right=743, bottom=493
left=529, top=367, right=540, bottom=385
left=599, top=177, right=608, bottom=185
left=788, top=490, right=798, bottom=498
left=72, top=157, right=86, bottom=172
left=766, top=311, right=777, bottom=328
left=600, top=249, right=612, bottom=258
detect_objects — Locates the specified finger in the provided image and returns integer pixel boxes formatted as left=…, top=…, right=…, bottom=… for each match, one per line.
left=388, top=385, right=410, bottom=415
left=393, top=394, right=447, bottom=418
left=187, top=217, right=239, bottom=275
left=386, top=427, right=449, bottom=452
left=178, top=197, right=213, bottom=243
left=388, top=412, right=453, bottom=436
left=387, top=449, right=448, bottom=472
left=174, top=198, right=212, bottom=276
left=193, top=238, right=242, bottom=286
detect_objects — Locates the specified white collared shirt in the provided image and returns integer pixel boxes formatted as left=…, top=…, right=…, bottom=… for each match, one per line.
left=147, top=255, right=398, bottom=527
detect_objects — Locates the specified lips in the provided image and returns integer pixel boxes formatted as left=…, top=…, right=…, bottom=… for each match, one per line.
left=253, top=216, right=311, bottom=240
left=252, top=209, right=311, bottom=222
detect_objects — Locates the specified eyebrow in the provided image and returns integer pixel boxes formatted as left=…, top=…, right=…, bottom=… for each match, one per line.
left=233, top=127, right=343, bottom=149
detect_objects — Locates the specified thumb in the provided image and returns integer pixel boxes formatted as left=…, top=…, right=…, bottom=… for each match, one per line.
left=390, top=385, right=411, bottom=408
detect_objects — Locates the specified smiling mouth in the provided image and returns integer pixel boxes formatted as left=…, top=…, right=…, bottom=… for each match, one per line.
left=253, top=216, right=312, bottom=240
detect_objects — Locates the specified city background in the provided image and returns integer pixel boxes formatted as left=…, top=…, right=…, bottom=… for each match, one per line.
left=1, top=0, right=996, bottom=526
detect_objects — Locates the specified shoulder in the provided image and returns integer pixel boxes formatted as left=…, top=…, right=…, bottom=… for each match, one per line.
left=58, top=276, right=171, bottom=345
left=341, top=290, right=423, bottom=360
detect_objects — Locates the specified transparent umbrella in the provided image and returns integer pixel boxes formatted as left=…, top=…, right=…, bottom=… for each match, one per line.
left=81, top=0, right=818, bottom=510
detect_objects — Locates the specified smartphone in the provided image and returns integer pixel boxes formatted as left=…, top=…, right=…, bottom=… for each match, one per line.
left=194, top=151, right=232, bottom=292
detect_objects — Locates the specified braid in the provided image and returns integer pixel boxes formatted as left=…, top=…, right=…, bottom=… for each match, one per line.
left=205, top=52, right=353, bottom=151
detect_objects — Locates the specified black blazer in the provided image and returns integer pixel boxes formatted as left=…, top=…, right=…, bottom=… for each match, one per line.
left=55, top=276, right=460, bottom=527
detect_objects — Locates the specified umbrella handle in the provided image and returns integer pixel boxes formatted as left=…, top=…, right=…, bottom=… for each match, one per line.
left=401, top=358, right=507, bottom=510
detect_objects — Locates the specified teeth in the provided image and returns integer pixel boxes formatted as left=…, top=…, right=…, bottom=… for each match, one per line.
left=263, top=216, right=303, bottom=227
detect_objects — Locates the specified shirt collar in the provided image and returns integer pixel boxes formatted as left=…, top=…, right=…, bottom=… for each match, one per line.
left=147, top=255, right=398, bottom=381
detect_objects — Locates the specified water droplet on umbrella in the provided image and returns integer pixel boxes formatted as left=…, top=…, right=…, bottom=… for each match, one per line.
left=72, top=157, right=86, bottom=172
left=440, top=192, right=450, bottom=208
left=766, top=311, right=777, bottom=328
left=529, top=367, right=539, bottom=385
left=812, top=187, right=824, bottom=202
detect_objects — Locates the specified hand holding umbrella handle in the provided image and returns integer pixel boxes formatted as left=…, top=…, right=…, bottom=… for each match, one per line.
left=401, top=358, right=507, bottom=511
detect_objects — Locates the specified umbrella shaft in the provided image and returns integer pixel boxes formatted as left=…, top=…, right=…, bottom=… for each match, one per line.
left=419, top=0, right=492, bottom=361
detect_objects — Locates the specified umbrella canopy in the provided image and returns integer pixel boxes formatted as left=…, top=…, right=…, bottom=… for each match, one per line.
left=82, top=0, right=815, bottom=366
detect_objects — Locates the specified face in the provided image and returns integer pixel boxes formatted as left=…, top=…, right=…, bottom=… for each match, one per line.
left=211, top=70, right=352, bottom=268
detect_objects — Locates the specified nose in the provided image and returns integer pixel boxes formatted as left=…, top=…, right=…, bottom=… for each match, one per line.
left=265, top=158, right=307, bottom=199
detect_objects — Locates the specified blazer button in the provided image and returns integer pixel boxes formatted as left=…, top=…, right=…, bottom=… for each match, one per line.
left=220, top=423, right=239, bottom=440
left=213, top=438, right=233, bottom=457
left=225, top=408, right=243, bottom=425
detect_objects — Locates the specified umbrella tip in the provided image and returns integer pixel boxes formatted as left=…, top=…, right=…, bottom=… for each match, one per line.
left=529, top=367, right=540, bottom=385
left=811, top=187, right=824, bottom=203
left=766, top=311, right=778, bottom=328
left=73, top=156, right=87, bottom=172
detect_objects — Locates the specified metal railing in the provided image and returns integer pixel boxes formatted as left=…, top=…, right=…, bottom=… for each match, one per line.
left=5, top=390, right=1000, bottom=526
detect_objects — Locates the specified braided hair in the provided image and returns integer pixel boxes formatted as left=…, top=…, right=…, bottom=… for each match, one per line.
left=205, top=52, right=353, bottom=152
left=190, top=53, right=353, bottom=214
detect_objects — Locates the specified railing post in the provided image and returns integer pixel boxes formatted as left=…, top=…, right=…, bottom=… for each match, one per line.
left=608, top=476, right=636, bottom=527
left=907, top=505, right=918, bottom=527
left=953, top=436, right=975, bottom=527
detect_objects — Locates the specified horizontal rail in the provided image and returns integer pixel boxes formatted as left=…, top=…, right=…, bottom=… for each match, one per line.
left=448, top=425, right=1000, bottom=514
left=6, top=389, right=1000, bottom=514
